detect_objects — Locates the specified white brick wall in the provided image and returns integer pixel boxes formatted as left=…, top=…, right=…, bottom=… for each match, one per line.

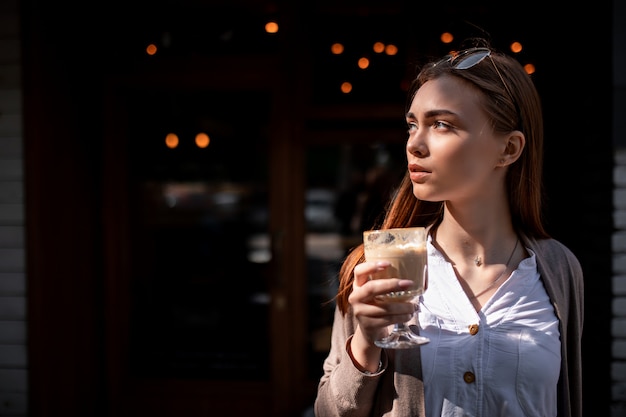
left=613, top=1, right=626, bottom=415
left=0, top=0, right=27, bottom=415
left=614, top=154, right=626, bottom=417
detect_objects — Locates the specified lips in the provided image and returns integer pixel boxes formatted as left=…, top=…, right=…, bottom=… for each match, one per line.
left=408, top=163, right=430, bottom=182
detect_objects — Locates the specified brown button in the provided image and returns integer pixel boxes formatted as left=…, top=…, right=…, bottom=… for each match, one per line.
left=463, top=372, right=475, bottom=384
left=468, top=324, right=479, bottom=335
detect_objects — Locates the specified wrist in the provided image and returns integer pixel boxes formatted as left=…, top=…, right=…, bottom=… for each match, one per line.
left=347, top=334, right=383, bottom=374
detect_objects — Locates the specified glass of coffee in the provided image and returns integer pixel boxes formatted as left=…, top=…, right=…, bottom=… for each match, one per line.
left=363, top=227, right=429, bottom=348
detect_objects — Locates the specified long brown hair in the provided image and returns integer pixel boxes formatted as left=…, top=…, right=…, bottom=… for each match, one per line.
left=335, top=41, right=550, bottom=314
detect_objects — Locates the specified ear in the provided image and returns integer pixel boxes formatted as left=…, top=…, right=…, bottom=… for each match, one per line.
left=498, top=130, right=525, bottom=167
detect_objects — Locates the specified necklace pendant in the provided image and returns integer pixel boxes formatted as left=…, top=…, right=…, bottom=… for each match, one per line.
left=474, top=256, right=482, bottom=267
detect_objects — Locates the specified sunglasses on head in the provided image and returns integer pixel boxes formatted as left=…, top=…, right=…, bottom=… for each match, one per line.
left=436, top=47, right=515, bottom=105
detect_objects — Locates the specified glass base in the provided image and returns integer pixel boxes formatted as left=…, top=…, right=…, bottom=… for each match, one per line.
left=374, top=324, right=430, bottom=349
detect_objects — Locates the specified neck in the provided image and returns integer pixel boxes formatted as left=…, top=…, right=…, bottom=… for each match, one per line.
left=432, top=211, right=517, bottom=268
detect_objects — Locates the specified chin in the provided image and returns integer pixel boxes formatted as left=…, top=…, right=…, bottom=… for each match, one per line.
left=412, top=185, right=434, bottom=202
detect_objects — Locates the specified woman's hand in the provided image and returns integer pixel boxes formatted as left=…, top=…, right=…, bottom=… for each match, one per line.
left=347, top=261, right=416, bottom=372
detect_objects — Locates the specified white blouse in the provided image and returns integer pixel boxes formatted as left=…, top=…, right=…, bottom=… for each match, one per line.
left=418, top=239, right=561, bottom=417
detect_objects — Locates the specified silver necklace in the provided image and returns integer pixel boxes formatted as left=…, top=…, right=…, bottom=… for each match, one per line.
left=469, top=238, right=519, bottom=300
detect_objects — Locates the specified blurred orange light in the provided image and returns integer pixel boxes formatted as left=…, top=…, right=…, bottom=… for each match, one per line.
left=265, top=21, right=279, bottom=33
left=373, top=42, right=385, bottom=53
left=524, top=63, right=536, bottom=75
left=385, top=44, right=398, bottom=55
left=165, top=133, right=179, bottom=149
left=331, top=43, right=344, bottom=54
left=195, top=132, right=210, bottom=148
left=440, top=32, right=454, bottom=44
left=510, top=42, right=523, bottom=53
left=358, top=57, right=370, bottom=69
left=340, top=82, right=352, bottom=94
left=146, top=44, right=157, bottom=55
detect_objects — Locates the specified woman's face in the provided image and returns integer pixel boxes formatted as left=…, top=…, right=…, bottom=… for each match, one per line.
left=405, top=74, right=507, bottom=203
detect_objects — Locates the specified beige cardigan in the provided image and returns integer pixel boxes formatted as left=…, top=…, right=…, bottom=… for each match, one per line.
left=314, top=236, right=584, bottom=417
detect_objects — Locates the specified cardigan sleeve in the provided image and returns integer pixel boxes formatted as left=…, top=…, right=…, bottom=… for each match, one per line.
left=528, top=237, right=584, bottom=417
left=314, top=306, right=386, bottom=417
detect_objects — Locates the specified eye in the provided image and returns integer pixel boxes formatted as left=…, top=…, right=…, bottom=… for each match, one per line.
left=407, top=122, right=418, bottom=134
left=433, top=120, right=452, bottom=130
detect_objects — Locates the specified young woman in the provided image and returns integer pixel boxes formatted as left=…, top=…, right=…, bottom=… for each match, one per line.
left=314, top=41, right=584, bottom=417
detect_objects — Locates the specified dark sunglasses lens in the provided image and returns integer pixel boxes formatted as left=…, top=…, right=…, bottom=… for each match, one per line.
left=454, top=51, right=490, bottom=70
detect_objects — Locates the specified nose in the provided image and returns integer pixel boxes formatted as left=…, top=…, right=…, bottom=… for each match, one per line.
left=406, top=132, right=427, bottom=156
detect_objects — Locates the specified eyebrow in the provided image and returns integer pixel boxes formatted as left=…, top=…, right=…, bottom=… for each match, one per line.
left=405, top=109, right=458, bottom=119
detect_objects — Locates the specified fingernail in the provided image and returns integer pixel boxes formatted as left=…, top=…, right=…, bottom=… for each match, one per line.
left=398, top=279, right=414, bottom=288
left=375, top=261, right=391, bottom=269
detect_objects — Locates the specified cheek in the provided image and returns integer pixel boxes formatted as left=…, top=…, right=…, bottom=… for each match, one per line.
left=437, top=147, right=474, bottom=176
left=434, top=145, right=493, bottom=191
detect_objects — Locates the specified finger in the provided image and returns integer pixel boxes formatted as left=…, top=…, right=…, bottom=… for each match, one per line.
left=358, top=278, right=416, bottom=300
left=354, top=261, right=391, bottom=286
left=355, top=300, right=417, bottom=317
left=348, top=278, right=415, bottom=308
left=352, top=305, right=416, bottom=332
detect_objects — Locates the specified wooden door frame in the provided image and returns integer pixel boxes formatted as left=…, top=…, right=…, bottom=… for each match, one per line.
left=100, top=55, right=309, bottom=416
